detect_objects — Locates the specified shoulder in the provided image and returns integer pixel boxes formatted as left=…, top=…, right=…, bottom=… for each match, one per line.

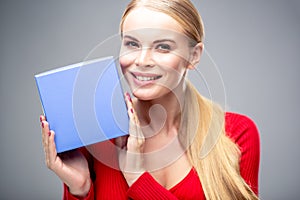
left=225, top=112, right=260, bottom=194
left=224, top=112, right=260, bottom=152
left=225, top=112, right=259, bottom=141
left=225, top=112, right=258, bottom=133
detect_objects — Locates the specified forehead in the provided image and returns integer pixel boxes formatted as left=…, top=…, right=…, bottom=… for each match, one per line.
left=122, top=7, right=184, bottom=34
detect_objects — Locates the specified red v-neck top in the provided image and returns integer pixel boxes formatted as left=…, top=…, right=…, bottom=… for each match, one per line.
left=63, top=112, right=260, bottom=199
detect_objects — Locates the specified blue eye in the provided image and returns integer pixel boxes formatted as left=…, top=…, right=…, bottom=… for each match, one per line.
left=156, top=44, right=171, bottom=52
left=124, top=41, right=139, bottom=48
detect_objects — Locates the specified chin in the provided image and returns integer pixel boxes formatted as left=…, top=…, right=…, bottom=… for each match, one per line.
left=132, top=91, right=154, bottom=101
left=132, top=87, right=171, bottom=101
left=131, top=87, right=156, bottom=100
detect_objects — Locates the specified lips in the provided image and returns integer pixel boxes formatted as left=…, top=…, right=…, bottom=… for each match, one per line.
left=131, top=72, right=162, bottom=82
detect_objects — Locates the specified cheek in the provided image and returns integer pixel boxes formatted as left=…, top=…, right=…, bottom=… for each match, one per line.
left=154, top=54, right=187, bottom=72
left=119, top=53, right=136, bottom=73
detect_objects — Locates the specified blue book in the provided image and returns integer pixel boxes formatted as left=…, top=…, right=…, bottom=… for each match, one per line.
left=35, top=56, right=129, bottom=153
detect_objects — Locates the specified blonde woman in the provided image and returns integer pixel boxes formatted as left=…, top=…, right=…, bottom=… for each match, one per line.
left=40, top=0, right=260, bottom=199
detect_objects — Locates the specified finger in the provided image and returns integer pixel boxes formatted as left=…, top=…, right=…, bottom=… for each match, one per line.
left=127, top=124, right=145, bottom=153
left=40, top=114, right=47, bottom=145
left=124, top=92, right=133, bottom=106
left=129, top=111, right=144, bottom=148
left=40, top=115, right=49, bottom=152
left=40, top=115, right=46, bottom=122
left=41, top=120, right=50, bottom=149
left=115, top=135, right=129, bottom=150
left=124, top=137, right=144, bottom=172
left=124, top=93, right=138, bottom=136
left=47, top=130, right=59, bottom=169
left=124, top=93, right=145, bottom=148
left=124, top=92, right=135, bottom=119
left=124, top=92, right=141, bottom=133
left=41, top=120, right=52, bottom=166
left=40, top=115, right=45, bottom=144
left=124, top=92, right=140, bottom=124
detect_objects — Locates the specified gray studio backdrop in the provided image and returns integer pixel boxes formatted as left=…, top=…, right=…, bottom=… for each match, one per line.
left=1, top=0, right=299, bottom=199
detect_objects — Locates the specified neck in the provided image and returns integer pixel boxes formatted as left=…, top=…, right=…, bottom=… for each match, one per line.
left=136, top=81, right=186, bottom=135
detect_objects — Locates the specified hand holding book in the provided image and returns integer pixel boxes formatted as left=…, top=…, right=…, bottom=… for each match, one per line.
left=40, top=115, right=91, bottom=198
left=36, top=56, right=129, bottom=197
left=117, top=93, right=146, bottom=187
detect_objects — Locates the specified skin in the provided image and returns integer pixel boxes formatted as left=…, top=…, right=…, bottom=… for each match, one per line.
left=41, top=6, right=203, bottom=197
left=40, top=115, right=91, bottom=197
left=119, top=7, right=203, bottom=189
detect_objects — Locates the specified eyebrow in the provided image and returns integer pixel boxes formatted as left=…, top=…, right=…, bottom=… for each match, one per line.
left=123, top=35, right=139, bottom=42
left=123, top=35, right=176, bottom=44
left=153, top=39, right=176, bottom=44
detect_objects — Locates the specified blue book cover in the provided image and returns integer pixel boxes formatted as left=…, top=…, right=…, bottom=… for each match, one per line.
left=35, top=56, right=129, bottom=153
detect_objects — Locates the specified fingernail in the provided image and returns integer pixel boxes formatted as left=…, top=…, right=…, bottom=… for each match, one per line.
left=127, top=94, right=133, bottom=103
left=41, top=122, right=44, bottom=128
left=48, top=131, right=51, bottom=137
left=130, top=108, right=134, bottom=113
left=39, top=116, right=42, bottom=122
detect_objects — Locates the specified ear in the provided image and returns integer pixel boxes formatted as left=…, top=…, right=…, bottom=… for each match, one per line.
left=187, top=43, right=204, bottom=69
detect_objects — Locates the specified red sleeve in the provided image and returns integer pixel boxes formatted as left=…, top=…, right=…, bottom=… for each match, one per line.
left=225, top=112, right=260, bottom=195
left=62, top=147, right=95, bottom=200
left=127, top=172, right=179, bottom=200
left=63, top=182, right=94, bottom=200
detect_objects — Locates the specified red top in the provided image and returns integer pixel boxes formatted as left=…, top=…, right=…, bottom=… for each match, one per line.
left=63, top=112, right=260, bottom=199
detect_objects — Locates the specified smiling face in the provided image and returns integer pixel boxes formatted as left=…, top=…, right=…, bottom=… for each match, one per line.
left=119, top=7, right=200, bottom=101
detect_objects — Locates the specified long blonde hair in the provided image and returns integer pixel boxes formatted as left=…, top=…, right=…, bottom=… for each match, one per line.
left=184, top=82, right=258, bottom=200
left=120, top=0, right=259, bottom=199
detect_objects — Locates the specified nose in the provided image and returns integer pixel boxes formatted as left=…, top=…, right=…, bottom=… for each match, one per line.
left=135, top=47, right=154, bottom=67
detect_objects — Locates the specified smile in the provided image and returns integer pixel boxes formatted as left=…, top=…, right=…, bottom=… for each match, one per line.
left=131, top=73, right=162, bottom=81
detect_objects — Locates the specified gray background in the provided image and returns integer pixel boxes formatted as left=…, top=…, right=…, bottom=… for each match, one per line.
left=1, top=0, right=299, bottom=199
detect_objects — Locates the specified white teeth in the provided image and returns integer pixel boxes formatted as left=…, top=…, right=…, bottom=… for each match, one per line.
left=135, top=75, right=160, bottom=81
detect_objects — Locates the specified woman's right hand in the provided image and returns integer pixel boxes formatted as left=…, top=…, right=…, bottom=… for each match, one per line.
left=40, top=115, right=91, bottom=198
left=117, top=93, right=146, bottom=187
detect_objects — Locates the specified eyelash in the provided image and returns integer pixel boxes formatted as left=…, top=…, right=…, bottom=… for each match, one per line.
left=124, top=41, right=140, bottom=48
left=155, top=44, right=171, bottom=52
left=123, top=41, right=172, bottom=52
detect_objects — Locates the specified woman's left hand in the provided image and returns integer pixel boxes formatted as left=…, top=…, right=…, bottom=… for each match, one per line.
left=116, top=93, right=145, bottom=187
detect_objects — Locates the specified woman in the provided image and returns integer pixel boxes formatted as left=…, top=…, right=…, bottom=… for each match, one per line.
left=40, top=0, right=260, bottom=199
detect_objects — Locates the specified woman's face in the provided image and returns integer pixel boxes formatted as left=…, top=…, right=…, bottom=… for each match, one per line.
left=119, top=7, right=196, bottom=101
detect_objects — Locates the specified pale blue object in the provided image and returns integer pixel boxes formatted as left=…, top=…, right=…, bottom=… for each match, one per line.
left=35, top=56, right=129, bottom=153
